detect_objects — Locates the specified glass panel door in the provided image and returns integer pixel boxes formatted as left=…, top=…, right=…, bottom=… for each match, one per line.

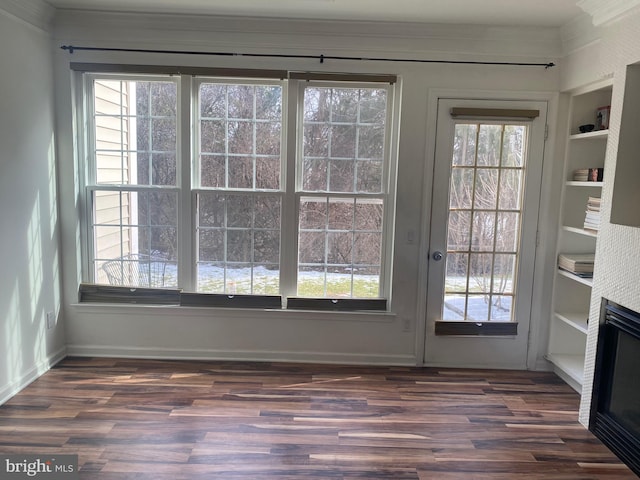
left=425, top=99, right=547, bottom=369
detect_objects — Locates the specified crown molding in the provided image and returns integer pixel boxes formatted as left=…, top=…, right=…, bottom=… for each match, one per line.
left=560, top=11, right=602, bottom=55
left=53, top=9, right=558, bottom=41
left=577, top=0, right=640, bottom=26
left=53, top=9, right=562, bottom=59
left=0, top=0, right=54, bottom=32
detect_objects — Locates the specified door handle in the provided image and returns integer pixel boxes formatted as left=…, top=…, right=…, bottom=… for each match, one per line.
left=432, top=251, right=444, bottom=261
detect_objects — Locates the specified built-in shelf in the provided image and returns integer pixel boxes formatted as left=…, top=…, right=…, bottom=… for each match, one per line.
left=555, top=312, right=589, bottom=334
left=557, top=268, right=593, bottom=287
left=562, top=226, right=598, bottom=238
left=548, top=78, right=611, bottom=393
left=569, top=129, right=608, bottom=140
left=546, top=353, right=585, bottom=386
left=565, top=181, right=604, bottom=187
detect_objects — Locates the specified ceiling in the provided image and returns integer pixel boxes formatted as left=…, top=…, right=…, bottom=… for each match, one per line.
left=44, top=0, right=586, bottom=28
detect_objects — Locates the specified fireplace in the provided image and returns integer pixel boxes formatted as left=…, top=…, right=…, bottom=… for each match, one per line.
left=590, top=300, right=640, bottom=476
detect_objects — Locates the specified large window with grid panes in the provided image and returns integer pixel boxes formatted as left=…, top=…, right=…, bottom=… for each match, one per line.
left=81, top=68, right=397, bottom=308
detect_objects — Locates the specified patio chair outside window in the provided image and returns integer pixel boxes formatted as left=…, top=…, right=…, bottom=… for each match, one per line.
left=102, top=253, right=169, bottom=288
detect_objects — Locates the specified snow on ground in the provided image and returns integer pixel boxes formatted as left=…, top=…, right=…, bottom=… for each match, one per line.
left=144, top=262, right=513, bottom=320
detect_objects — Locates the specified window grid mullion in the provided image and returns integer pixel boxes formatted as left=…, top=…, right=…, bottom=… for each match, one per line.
left=250, top=196, right=256, bottom=294
left=322, top=196, right=329, bottom=297
left=225, top=86, right=230, bottom=190
left=118, top=191, right=124, bottom=281
left=223, top=195, right=228, bottom=292
left=354, top=89, right=360, bottom=194
left=327, top=89, right=333, bottom=193
left=120, top=81, right=126, bottom=185
left=350, top=197, right=357, bottom=296
left=252, top=86, right=258, bottom=191
left=463, top=123, right=481, bottom=320
left=250, top=87, right=257, bottom=295
left=147, top=83, right=153, bottom=187
left=487, top=124, right=507, bottom=321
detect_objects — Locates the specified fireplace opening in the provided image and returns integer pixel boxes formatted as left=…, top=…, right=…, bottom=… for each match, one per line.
left=590, top=300, right=640, bottom=476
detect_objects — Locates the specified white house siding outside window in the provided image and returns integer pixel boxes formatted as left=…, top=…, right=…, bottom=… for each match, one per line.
left=83, top=71, right=397, bottom=304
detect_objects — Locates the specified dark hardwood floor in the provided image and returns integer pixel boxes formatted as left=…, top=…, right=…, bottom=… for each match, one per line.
left=0, top=357, right=636, bottom=479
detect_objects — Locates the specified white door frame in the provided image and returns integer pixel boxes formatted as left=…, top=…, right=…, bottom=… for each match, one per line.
left=414, top=88, right=560, bottom=370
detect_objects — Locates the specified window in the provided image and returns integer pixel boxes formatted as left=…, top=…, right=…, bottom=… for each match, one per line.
left=196, top=81, right=283, bottom=294
left=443, top=122, right=527, bottom=322
left=89, top=78, right=179, bottom=288
left=82, top=70, right=397, bottom=306
left=298, top=86, right=388, bottom=298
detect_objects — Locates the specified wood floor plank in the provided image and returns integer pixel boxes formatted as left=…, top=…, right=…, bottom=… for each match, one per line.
left=0, top=358, right=636, bottom=479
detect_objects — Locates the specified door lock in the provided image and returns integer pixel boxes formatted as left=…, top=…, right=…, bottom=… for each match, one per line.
left=432, top=251, right=444, bottom=261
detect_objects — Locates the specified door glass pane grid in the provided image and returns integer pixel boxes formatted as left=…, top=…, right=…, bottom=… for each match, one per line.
left=197, top=192, right=281, bottom=295
left=302, top=86, right=387, bottom=194
left=91, top=189, right=178, bottom=287
left=198, top=82, right=282, bottom=191
left=443, top=123, right=527, bottom=322
left=93, top=79, right=178, bottom=187
left=297, top=195, right=383, bottom=298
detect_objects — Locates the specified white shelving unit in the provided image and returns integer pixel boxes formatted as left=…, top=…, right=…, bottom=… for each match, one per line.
left=557, top=268, right=593, bottom=287
left=555, top=312, right=588, bottom=334
left=547, top=79, right=612, bottom=393
left=562, top=226, right=597, bottom=238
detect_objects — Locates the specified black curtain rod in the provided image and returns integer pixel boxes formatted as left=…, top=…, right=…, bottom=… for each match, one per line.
left=60, top=45, right=555, bottom=69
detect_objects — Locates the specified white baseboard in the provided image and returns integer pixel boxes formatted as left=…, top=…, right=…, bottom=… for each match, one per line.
left=0, top=347, right=67, bottom=405
left=66, top=344, right=417, bottom=366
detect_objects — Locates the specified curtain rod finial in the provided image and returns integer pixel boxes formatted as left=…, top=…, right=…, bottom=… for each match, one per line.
left=61, top=45, right=75, bottom=54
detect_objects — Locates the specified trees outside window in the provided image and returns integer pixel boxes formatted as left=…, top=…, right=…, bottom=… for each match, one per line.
left=298, top=86, right=388, bottom=297
left=443, top=122, right=527, bottom=322
left=86, top=74, right=395, bottom=300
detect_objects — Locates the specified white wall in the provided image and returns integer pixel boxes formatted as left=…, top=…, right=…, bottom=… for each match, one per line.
left=563, top=10, right=640, bottom=425
left=52, top=10, right=562, bottom=367
left=0, top=6, right=66, bottom=404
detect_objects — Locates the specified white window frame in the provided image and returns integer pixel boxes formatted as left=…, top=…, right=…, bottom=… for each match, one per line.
left=83, top=73, right=183, bottom=288
left=78, top=69, right=400, bottom=307
left=291, top=80, right=397, bottom=301
left=192, top=77, right=287, bottom=295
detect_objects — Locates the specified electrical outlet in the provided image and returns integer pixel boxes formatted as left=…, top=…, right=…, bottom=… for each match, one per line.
left=46, top=311, right=56, bottom=330
left=402, top=317, right=411, bottom=332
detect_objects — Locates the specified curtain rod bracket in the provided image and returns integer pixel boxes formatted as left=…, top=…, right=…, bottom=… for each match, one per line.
left=320, top=54, right=324, bottom=64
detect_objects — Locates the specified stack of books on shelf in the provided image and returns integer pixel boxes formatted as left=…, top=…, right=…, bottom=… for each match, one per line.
left=573, top=168, right=604, bottom=182
left=573, top=169, right=589, bottom=181
left=558, top=253, right=595, bottom=278
left=584, top=196, right=601, bottom=233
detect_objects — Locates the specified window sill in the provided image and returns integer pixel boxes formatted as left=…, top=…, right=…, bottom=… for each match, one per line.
left=77, top=284, right=392, bottom=317
left=70, top=302, right=397, bottom=323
